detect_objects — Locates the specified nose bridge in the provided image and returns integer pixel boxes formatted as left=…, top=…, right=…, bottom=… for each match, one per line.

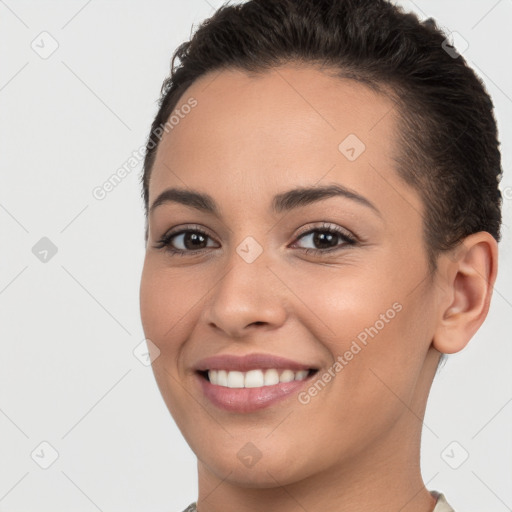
left=202, top=234, right=287, bottom=335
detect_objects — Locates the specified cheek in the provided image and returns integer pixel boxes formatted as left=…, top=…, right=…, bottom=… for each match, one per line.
left=140, top=257, right=202, bottom=345
left=139, top=258, right=199, bottom=419
left=285, top=263, right=398, bottom=347
left=292, top=263, right=429, bottom=402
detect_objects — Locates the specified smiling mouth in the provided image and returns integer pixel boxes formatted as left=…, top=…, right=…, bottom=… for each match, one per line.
left=197, top=368, right=318, bottom=388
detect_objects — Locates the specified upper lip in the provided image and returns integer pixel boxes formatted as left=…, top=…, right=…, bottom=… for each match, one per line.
left=194, top=353, right=318, bottom=372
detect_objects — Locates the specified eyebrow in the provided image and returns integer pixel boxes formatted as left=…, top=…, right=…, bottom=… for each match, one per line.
left=149, top=184, right=381, bottom=217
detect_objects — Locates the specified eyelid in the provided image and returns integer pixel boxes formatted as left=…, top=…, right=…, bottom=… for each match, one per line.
left=159, top=224, right=215, bottom=240
left=293, top=221, right=356, bottom=241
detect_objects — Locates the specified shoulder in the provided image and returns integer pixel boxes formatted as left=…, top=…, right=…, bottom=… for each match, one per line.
left=431, top=491, right=456, bottom=512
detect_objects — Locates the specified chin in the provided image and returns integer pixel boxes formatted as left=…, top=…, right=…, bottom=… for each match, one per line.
left=208, top=461, right=305, bottom=489
left=197, top=441, right=319, bottom=489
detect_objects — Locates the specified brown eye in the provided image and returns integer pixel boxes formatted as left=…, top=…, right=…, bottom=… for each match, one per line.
left=175, top=232, right=209, bottom=250
left=311, top=231, right=339, bottom=249
left=294, top=226, right=357, bottom=253
left=155, top=228, right=219, bottom=254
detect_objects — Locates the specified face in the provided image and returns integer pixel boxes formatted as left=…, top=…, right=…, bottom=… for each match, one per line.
left=140, top=64, right=442, bottom=488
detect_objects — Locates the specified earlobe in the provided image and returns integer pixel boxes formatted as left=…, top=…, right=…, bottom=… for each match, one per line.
left=432, top=232, right=499, bottom=355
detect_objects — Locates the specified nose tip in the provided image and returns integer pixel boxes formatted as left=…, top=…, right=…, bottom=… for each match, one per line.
left=201, top=256, right=287, bottom=338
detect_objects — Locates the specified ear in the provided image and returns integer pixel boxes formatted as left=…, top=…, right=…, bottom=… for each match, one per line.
left=432, top=232, right=499, bottom=354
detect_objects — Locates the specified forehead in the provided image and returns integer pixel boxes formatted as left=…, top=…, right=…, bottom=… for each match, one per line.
left=149, top=63, right=423, bottom=221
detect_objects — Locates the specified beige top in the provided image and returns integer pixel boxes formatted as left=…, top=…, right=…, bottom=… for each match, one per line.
left=432, top=491, right=455, bottom=512
left=181, top=490, right=455, bottom=511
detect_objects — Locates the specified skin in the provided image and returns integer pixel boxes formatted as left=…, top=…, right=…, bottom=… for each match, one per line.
left=139, top=63, right=498, bottom=512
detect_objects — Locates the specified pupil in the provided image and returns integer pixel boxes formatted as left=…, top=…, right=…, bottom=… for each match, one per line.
left=185, top=232, right=206, bottom=250
left=313, top=231, right=337, bottom=249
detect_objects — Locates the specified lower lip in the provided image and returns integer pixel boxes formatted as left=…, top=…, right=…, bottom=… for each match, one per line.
left=196, top=372, right=314, bottom=413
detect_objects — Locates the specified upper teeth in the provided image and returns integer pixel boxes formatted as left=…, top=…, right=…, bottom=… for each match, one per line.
left=207, top=369, right=310, bottom=388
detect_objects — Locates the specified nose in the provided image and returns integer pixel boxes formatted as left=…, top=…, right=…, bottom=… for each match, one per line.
left=200, top=246, right=288, bottom=338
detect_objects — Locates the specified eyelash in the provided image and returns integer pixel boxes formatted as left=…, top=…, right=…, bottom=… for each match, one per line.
left=154, top=222, right=358, bottom=257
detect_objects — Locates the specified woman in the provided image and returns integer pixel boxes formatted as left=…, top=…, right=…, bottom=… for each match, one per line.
left=139, top=0, right=502, bottom=510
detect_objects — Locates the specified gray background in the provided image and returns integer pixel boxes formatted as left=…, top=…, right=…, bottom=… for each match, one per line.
left=0, top=1, right=511, bottom=511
